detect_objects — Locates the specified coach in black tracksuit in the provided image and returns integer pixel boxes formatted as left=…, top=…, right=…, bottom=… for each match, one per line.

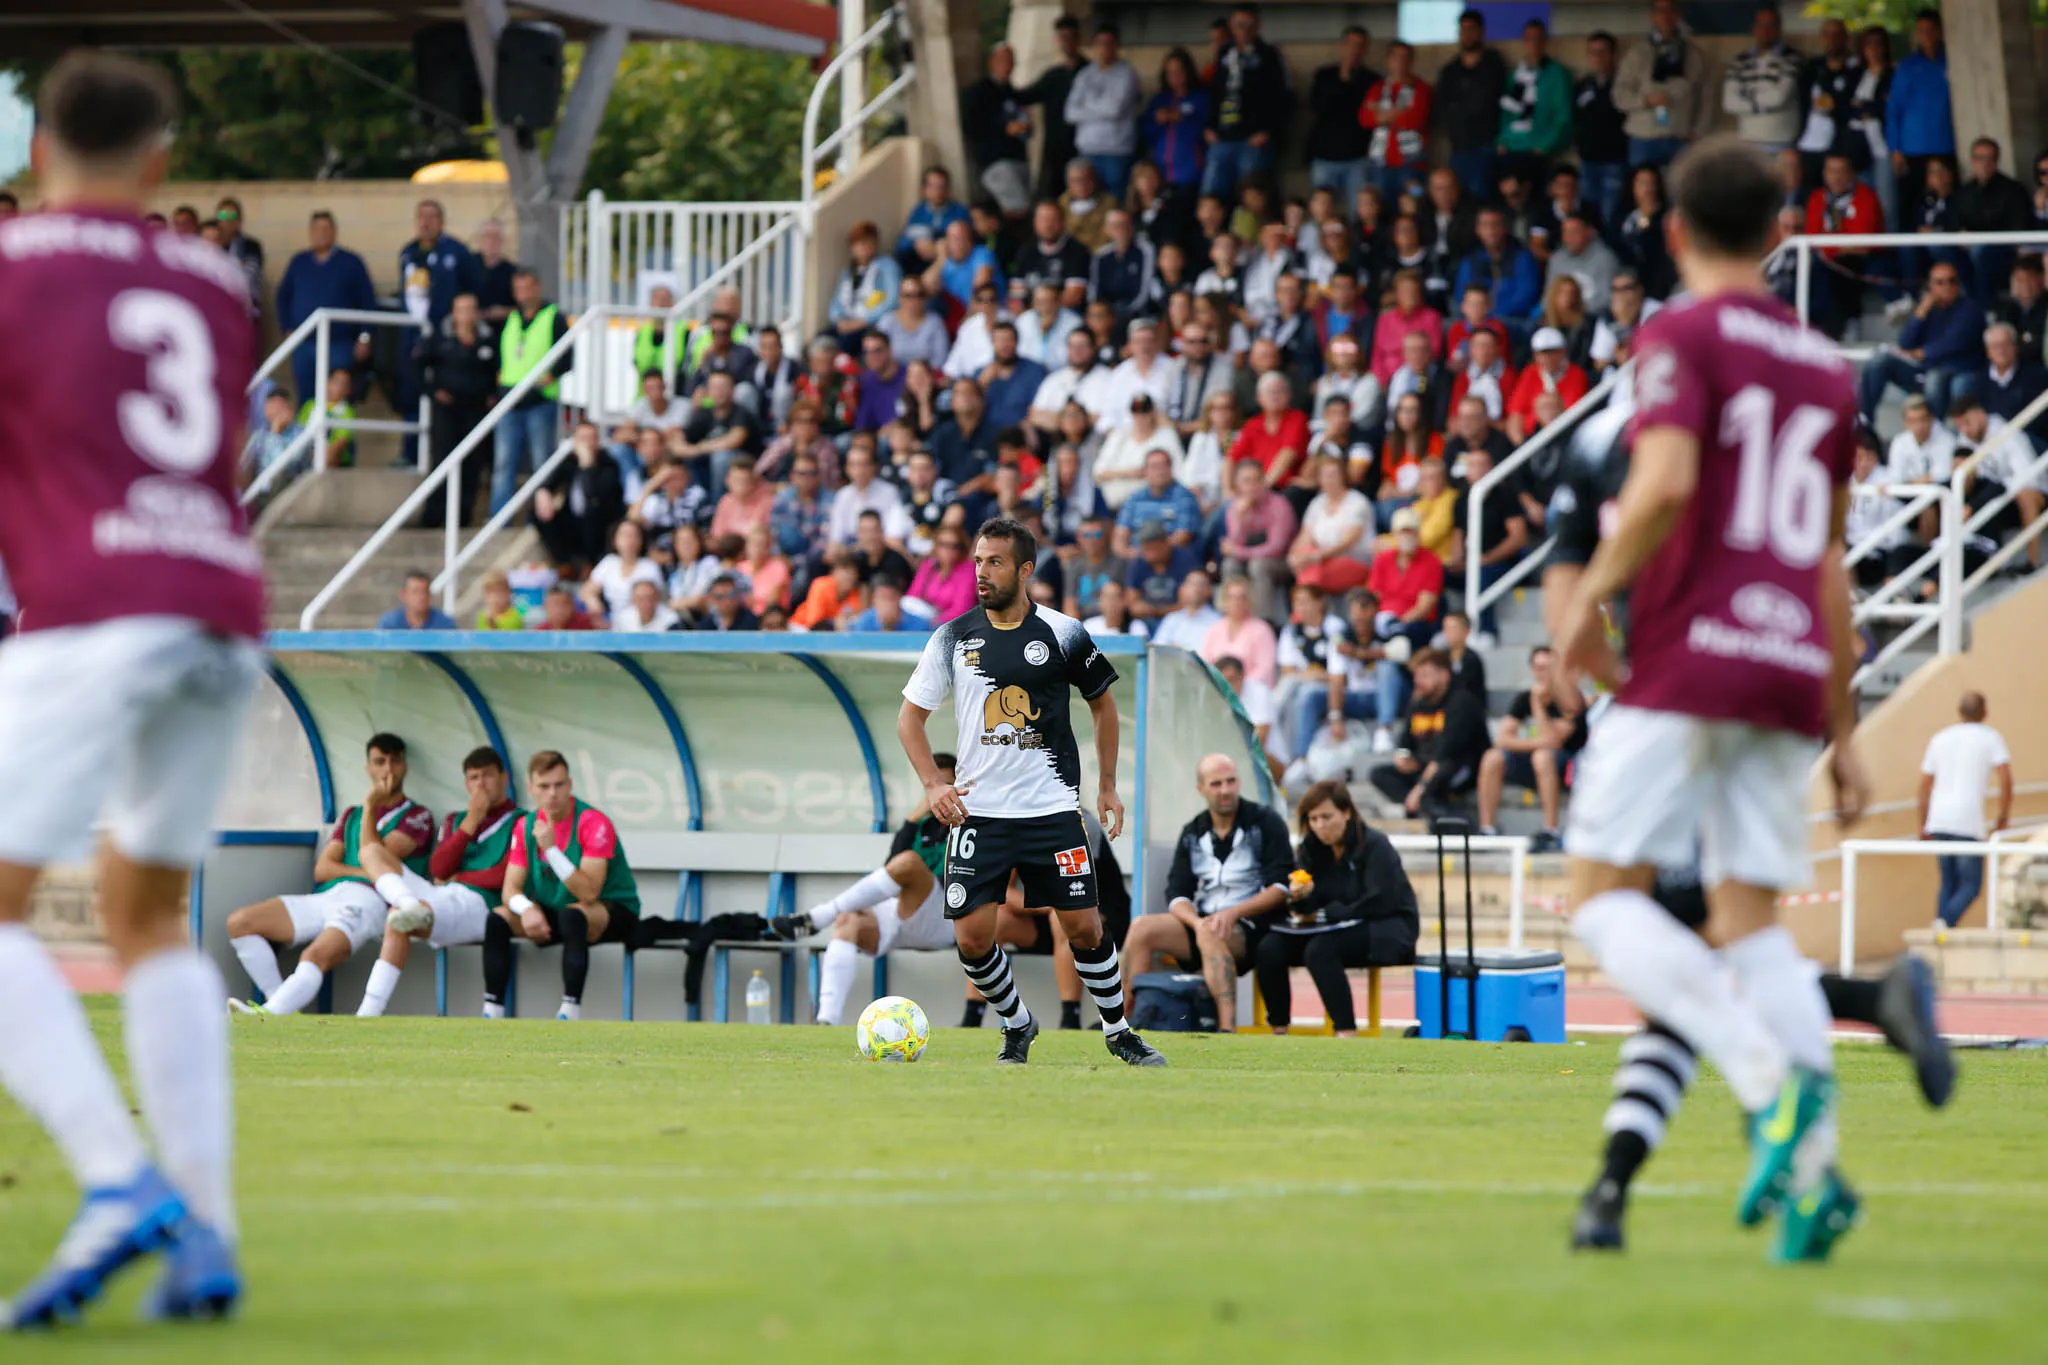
left=1256, top=781, right=1417, bottom=1034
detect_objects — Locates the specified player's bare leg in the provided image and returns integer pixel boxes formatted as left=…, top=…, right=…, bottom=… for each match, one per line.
left=1199, top=925, right=1249, bottom=1032
left=1055, top=905, right=1165, bottom=1066
left=954, top=900, right=1038, bottom=1061
left=223, top=897, right=296, bottom=1000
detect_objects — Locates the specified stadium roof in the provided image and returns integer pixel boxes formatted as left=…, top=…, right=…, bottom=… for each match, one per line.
left=0, top=0, right=837, bottom=59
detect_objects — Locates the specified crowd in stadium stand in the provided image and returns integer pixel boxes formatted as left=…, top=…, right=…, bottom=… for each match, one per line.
left=25, top=0, right=2035, bottom=833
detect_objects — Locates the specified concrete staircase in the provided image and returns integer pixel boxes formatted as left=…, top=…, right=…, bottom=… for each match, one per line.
left=256, top=465, right=535, bottom=631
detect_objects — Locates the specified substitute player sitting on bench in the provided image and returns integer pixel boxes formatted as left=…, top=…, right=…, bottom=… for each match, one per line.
left=770, top=752, right=964, bottom=1027
left=355, top=746, right=525, bottom=1018
left=486, top=751, right=640, bottom=1021
left=1124, top=753, right=1291, bottom=1031
left=227, top=733, right=435, bottom=1015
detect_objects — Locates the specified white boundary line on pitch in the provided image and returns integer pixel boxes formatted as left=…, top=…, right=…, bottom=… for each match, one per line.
left=254, top=1173, right=2048, bottom=1216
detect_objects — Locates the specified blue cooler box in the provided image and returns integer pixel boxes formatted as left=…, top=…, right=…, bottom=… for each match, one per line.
left=1413, top=949, right=1566, bottom=1043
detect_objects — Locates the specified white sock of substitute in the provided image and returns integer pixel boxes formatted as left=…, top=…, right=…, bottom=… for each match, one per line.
left=0, top=924, right=149, bottom=1189
left=264, top=960, right=324, bottom=1016
left=230, top=935, right=283, bottom=998
left=809, top=869, right=903, bottom=928
left=1573, top=888, right=1786, bottom=1112
left=816, top=938, right=860, bottom=1025
left=374, top=874, right=410, bottom=907
left=1722, top=926, right=1835, bottom=1074
left=123, top=949, right=236, bottom=1237
left=356, top=959, right=401, bottom=1018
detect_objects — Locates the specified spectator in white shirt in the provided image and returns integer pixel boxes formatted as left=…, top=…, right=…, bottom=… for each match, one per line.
left=1152, top=569, right=1224, bottom=650
left=1029, top=327, right=1115, bottom=430
left=1888, top=395, right=1958, bottom=543
left=876, top=278, right=951, bottom=371
left=1083, top=578, right=1150, bottom=639
left=1241, top=222, right=1299, bottom=325
left=943, top=284, right=1005, bottom=381
left=1844, top=427, right=1913, bottom=588
left=1918, top=691, right=2013, bottom=926
left=628, top=369, right=688, bottom=433
left=613, top=578, right=681, bottom=632
left=1095, top=398, right=1187, bottom=515
left=1950, top=395, right=2045, bottom=562
left=1015, top=282, right=1083, bottom=369
left=827, top=441, right=911, bottom=547
left=1312, top=335, right=1384, bottom=434
left=1101, top=320, right=1180, bottom=431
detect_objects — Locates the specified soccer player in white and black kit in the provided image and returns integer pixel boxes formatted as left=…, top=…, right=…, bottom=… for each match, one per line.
left=898, top=518, right=1167, bottom=1066
left=0, top=56, right=265, bottom=1326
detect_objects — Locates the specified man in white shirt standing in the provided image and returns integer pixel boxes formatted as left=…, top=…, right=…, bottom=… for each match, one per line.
left=1918, top=691, right=2014, bottom=927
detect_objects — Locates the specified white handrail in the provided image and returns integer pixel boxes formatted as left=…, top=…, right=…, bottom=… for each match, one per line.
left=432, top=437, right=577, bottom=596
left=1385, top=833, right=1533, bottom=950
left=799, top=5, right=912, bottom=213
left=1772, top=230, right=2048, bottom=335
left=1463, top=368, right=1622, bottom=616
left=298, top=308, right=606, bottom=629
left=1838, top=836, right=2048, bottom=974
left=246, top=308, right=434, bottom=512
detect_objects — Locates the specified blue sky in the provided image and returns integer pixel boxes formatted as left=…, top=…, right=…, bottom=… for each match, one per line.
left=0, top=74, right=28, bottom=184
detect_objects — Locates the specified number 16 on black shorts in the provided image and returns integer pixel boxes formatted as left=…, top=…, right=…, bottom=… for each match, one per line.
left=941, top=811, right=1098, bottom=919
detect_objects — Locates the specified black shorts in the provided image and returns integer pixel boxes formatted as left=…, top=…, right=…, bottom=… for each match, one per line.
left=943, top=811, right=1096, bottom=919
left=1651, top=877, right=1708, bottom=931
left=534, top=901, right=639, bottom=944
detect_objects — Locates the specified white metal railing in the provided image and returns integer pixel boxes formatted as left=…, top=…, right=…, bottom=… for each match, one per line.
left=1771, top=230, right=2048, bottom=352
left=298, top=308, right=605, bottom=629
left=800, top=4, right=915, bottom=214
left=1837, top=836, right=2048, bottom=973
left=1850, top=381, right=2048, bottom=686
left=245, top=309, right=430, bottom=507
left=1463, top=368, right=1622, bottom=617
left=1386, top=834, right=1532, bottom=950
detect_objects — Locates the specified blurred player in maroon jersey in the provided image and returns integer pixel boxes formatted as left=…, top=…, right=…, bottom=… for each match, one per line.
left=0, top=55, right=266, bottom=1327
left=1555, top=136, right=1872, bottom=1265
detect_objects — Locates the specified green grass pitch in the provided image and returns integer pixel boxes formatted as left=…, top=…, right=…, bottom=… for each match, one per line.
left=3, top=1004, right=2045, bottom=1363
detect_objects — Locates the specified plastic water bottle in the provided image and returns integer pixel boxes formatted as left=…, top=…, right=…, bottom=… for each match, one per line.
left=745, top=970, right=771, bottom=1025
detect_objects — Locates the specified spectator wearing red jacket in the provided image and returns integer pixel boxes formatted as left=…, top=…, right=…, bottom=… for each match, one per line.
left=1360, top=41, right=1433, bottom=201
left=1804, top=150, right=1886, bottom=338
left=1505, top=328, right=1588, bottom=443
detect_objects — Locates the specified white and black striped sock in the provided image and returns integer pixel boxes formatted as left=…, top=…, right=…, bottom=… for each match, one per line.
left=959, top=946, right=1031, bottom=1031
left=1071, top=940, right=1129, bottom=1034
left=1600, top=1022, right=1697, bottom=1188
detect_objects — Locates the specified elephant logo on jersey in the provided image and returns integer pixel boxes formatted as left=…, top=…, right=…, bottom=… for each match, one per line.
left=981, top=685, right=1041, bottom=741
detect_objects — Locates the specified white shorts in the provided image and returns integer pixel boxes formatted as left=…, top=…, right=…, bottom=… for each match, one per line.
left=381, top=867, right=493, bottom=948
left=1565, top=704, right=1818, bottom=892
left=280, top=883, right=390, bottom=953
left=0, top=618, right=260, bottom=868
left=875, top=884, right=956, bottom=955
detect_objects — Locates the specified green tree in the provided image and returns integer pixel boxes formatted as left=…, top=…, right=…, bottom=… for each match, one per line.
left=573, top=43, right=812, bottom=202
left=2, top=51, right=478, bottom=181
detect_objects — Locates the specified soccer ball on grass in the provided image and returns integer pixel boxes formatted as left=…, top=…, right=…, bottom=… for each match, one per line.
left=856, top=995, right=931, bottom=1062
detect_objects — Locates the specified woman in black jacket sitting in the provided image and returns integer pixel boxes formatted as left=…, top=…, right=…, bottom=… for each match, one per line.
left=1255, top=781, right=1419, bottom=1036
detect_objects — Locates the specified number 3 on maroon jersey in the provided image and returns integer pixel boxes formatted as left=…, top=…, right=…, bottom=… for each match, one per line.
left=109, top=288, right=221, bottom=476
